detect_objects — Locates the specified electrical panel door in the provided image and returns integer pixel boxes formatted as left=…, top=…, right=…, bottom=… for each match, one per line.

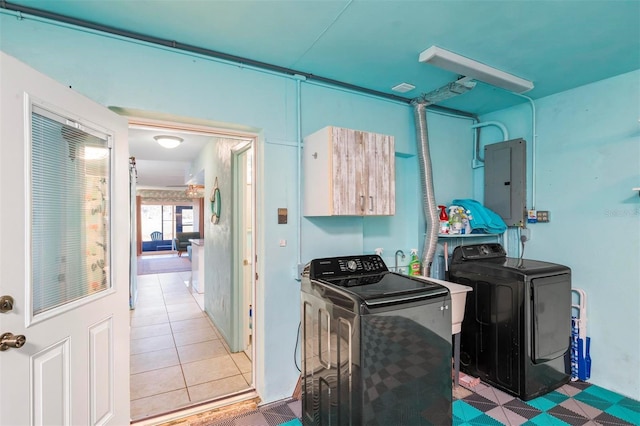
left=484, top=138, right=526, bottom=227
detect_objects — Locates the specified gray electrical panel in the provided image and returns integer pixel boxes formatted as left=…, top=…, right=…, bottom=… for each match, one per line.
left=484, top=138, right=526, bottom=227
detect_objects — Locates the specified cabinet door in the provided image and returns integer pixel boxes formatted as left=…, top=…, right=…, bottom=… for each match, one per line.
left=363, top=132, right=395, bottom=215
left=303, top=126, right=395, bottom=216
left=332, top=127, right=362, bottom=215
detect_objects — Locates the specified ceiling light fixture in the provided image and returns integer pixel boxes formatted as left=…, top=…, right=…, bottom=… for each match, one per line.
left=418, top=46, right=534, bottom=93
left=154, top=135, right=183, bottom=149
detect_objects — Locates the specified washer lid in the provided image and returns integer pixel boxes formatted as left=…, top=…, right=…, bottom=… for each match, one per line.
left=322, top=272, right=447, bottom=302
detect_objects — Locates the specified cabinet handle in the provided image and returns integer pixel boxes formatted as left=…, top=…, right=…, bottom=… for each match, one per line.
left=360, top=196, right=365, bottom=211
left=369, top=196, right=373, bottom=211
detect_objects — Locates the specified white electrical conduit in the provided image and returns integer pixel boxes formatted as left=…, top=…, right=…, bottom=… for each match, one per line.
left=510, top=93, right=537, bottom=210
left=295, top=75, right=305, bottom=267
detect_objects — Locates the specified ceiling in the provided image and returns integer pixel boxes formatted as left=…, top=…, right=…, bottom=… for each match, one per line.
left=5, top=1, right=639, bottom=188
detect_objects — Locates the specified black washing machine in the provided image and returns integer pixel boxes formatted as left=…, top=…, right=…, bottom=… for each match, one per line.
left=301, top=255, right=452, bottom=425
left=448, top=243, right=571, bottom=401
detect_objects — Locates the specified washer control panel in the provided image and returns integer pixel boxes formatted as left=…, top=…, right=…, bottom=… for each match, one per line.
left=309, top=255, right=388, bottom=279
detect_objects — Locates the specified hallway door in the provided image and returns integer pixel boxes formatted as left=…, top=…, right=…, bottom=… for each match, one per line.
left=232, top=142, right=255, bottom=359
left=0, top=53, right=130, bottom=425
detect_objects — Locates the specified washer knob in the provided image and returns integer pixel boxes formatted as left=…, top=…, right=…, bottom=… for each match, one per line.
left=347, top=260, right=358, bottom=272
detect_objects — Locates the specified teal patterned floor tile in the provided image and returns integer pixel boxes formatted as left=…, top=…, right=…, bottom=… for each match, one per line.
left=279, top=420, right=302, bottom=426
left=544, top=390, right=570, bottom=404
left=453, top=415, right=471, bottom=426
left=466, top=413, right=505, bottom=425
left=619, top=397, right=640, bottom=413
left=605, top=403, right=640, bottom=424
left=454, top=400, right=485, bottom=422
left=526, top=396, right=558, bottom=412
left=523, top=412, right=571, bottom=425
left=583, top=385, right=626, bottom=404
left=574, top=391, right=614, bottom=411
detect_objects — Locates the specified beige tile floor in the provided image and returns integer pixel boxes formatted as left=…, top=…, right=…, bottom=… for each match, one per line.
left=130, top=270, right=252, bottom=421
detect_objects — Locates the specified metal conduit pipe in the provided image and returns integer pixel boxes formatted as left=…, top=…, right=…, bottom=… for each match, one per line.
left=510, top=93, right=537, bottom=210
left=471, top=121, right=509, bottom=168
left=412, top=101, right=439, bottom=277
left=471, top=121, right=509, bottom=140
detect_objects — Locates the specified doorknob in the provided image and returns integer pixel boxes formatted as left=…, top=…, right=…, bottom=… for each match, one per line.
left=0, top=332, right=26, bottom=351
left=0, top=295, right=14, bottom=313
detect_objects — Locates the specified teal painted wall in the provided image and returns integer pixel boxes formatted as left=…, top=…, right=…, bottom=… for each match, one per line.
left=3, top=10, right=637, bottom=404
left=479, top=70, right=640, bottom=399
left=0, top=13, right=471, bottom=403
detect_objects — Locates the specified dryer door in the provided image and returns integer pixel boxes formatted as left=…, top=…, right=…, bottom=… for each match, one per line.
left=531, top=274, right=571, bottom=363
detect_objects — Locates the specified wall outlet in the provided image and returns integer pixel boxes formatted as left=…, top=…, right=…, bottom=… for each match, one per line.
left=295, top=263, right=305, bottom=281
left=536, top=210, right=550, bottom=222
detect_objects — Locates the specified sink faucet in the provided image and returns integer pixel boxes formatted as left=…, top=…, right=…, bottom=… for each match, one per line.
left=395, top=250, right=406, bottom=273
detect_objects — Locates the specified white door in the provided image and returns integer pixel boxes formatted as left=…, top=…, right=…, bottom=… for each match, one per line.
left=0, top=52, right=130, bottom=425
left=232, top=141, right=255, bottom=358
left=240, top=147, right=253, bottom=359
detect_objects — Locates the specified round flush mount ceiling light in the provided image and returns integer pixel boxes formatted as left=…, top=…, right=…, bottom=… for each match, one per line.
left=154, top=135, right=183, bottom=149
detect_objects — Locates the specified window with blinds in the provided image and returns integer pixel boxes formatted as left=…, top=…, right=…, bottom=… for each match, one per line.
left=31, top=106, right=112, bottom=316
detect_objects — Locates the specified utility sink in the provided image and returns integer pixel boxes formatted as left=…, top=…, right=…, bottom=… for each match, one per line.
left=421, top=277, right=472, bottom=334
left=419, top=276, right=473, bottom=387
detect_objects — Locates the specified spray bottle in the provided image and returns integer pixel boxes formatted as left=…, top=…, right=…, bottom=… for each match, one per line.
left=408, top=249, right=421, bottom=276
left=438, top=205, right=449, bottom=234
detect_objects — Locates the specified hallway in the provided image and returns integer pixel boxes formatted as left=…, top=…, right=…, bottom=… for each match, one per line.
left=130, top=270, right=252, bottom=421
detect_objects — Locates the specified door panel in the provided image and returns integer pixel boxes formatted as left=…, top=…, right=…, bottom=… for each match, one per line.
left=532, top=274, right=571, bottom=363
left=32, top=339, right=70, bottom=425
left=0, top=52, right=130, bottom=425
left=89, top=318, right=115, bottom=425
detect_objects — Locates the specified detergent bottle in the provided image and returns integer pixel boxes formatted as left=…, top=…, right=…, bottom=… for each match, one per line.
left=438, top=205, right=449, bottom=234
left=449, top=205, right=463, bottom=234
left=408, top=249, right=421, bottom=276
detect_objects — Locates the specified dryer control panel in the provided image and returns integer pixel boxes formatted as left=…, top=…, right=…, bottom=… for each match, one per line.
left=452, top=243, right=506, bottom=262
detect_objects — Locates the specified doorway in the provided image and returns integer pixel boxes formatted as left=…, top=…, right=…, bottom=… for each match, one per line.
left=124, top=116, right=259, bottom=421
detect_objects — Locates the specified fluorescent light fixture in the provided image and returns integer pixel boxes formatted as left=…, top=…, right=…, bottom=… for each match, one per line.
left=154, top=135, right=183, bottom=149
left=419, top=46, right=534, bottom=93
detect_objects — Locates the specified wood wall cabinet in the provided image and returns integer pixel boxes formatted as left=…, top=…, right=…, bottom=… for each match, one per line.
left=303, top=126, right=395, bottom=216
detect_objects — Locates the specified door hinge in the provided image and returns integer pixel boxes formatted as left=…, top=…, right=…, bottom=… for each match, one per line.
left=255, top=272, right=259, bottom=281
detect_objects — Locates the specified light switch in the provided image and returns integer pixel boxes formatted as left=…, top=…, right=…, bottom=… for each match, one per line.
left=278, top=208, right=287, bottom=224
left=279, top=239, right=287, bottom=247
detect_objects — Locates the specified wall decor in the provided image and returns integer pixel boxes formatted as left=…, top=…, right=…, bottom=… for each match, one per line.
left=210, top=177, right=221, bottom=224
